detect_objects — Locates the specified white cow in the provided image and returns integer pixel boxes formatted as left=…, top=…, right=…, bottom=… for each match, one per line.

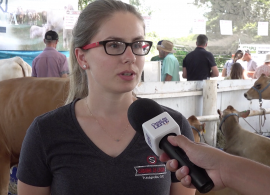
left=30, top=24, right=48, bottom=39
left=0, top=57, right=32, bottom=81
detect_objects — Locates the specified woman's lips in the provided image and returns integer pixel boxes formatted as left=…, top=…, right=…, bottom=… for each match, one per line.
left=118, top=71, right=136, bottom=81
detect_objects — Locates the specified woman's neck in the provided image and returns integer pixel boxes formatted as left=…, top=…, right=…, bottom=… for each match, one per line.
left=86, top=92, right=136, bottom=117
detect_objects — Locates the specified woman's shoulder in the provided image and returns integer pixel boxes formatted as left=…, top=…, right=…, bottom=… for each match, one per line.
left=160, top=105, right=182, bottom=116
left=35, top=100, right=75, bottom=124
left=160, top=105, right=194, bottom=140
left=160, top=105, right=186, bottom=126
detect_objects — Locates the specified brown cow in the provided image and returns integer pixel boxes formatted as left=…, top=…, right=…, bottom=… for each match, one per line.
left=218, top=105, right=270, bottom=165
left=244, top=74, right=270, bottom=101
left=0, top=77, right=69, bottom=195
left=187, top=115, right=205, bottom=143
left=213, top=105, right=270, bottom=195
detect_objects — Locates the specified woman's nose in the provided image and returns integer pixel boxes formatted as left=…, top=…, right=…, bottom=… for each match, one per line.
left=122, top=46, right=136, bottom=63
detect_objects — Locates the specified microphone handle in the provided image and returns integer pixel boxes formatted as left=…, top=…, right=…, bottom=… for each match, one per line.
left=159, top=134, right=214, bottom=194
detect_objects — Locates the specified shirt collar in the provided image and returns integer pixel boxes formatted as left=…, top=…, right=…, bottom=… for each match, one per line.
left=44, top=47, right=57, bottom=51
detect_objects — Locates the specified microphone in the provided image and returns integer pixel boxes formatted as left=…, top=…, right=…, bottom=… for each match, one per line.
left=128, top=98, right=214, bottom=194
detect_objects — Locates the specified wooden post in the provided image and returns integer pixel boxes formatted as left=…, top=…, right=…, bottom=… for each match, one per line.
left=202, top=80, right=217, bottom=147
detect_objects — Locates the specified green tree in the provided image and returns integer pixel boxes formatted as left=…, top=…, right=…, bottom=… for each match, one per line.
left=78, top=0, right=95, bottom=10
left=129, top=0, right=153, bottom=16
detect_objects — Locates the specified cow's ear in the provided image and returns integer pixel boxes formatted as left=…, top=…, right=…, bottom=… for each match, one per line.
left=217, top=109, right=222, bottom=118
left=239, top=110, right=250, bottom=118
left=200, top=123, right=206, bottom=133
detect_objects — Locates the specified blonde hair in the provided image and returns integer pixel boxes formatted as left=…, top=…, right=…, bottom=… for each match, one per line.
left=65, top=0, right=145, bottom=104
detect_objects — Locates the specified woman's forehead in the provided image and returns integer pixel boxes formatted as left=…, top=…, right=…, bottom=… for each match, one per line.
left=93, top=12, right=145, bottom=41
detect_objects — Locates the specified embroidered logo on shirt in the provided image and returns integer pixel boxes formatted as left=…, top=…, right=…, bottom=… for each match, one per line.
left=134, top=164, right=166, bottom=179
left=147, top=156, right=157, bottom=164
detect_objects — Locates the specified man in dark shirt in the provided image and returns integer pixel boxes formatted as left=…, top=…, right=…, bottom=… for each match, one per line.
left=182, top=34, right=219, bottom=81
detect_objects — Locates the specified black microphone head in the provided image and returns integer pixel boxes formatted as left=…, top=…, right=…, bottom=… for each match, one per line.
left=127, top=98, right=164, bottom=135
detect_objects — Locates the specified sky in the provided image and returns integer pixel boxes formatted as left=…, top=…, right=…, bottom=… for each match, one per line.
left=7, top=0, right=78, bottom=12
left=123, top=0, right=207, bottom=38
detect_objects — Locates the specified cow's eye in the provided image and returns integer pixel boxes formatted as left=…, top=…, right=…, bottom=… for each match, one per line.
left=255, top=84, right=261, bottom=89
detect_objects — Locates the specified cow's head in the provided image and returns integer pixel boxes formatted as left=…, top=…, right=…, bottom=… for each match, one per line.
left=244, top=74, right=270, bottom=101
left=217, top=106, right=250, bottom=133
left=187, top=115, right=206, bottom=143
left=218, top=105, right=250, bottom=119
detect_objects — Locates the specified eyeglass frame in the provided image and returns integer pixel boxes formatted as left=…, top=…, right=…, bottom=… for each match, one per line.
left=81, top=40, right=153, bottom=56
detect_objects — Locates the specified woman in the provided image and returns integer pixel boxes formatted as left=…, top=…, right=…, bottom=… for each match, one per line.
left=225, top=62, right=244, bottom=79
left=17, top=1, right=195, bottom=194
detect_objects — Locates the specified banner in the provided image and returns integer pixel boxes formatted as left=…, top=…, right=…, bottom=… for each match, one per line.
left=238, top=44, right=270, bottom=66
left=193, top=18, right=206, bottom=34
left=220, top=20, right=233, bottom=35
left=0, top=0, right=79, bottom=51
left=258, top=22, right=268, bottom=36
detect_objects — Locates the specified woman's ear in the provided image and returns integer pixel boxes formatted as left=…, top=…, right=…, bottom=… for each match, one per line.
left=75, top=48, right=88, bottom=69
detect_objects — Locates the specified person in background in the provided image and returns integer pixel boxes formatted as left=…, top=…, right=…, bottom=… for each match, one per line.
left=141, top=40, right=163, bottom=81
left=157, top=40, right=180, bottom=81
left=225, top=62, right=245, bottom=80
left=32, top=30, right=69, bottom=78
left=151, top=40, right=164, bottom=63
left=17, top=1, right=195, bottom=195
left=242, top=49, right=258, bottom=78
left=182, top=34, right=219, bottom=81
left=253, top=53, right=270, bottom=79
left=160, top=135, right=270, bottom=195
left=222, top=53, right=235, bottom=77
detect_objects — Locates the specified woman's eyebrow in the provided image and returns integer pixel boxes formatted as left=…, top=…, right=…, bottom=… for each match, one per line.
left=132, top=36, right=145, bottom=41
left=104, top=36, right=145, bottom=42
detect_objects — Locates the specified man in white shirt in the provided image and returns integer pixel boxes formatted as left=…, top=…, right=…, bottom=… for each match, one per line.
left=242, top=49, right=258, bottom=78
left=253, top=53, right=270, bottom=78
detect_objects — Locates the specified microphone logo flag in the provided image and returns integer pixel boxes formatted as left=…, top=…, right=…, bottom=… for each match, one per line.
left=145, top=133, right=152, bottom=148
left=151, top=117, right=169, bottom=129
left=142, top=112, right=181, bottom=156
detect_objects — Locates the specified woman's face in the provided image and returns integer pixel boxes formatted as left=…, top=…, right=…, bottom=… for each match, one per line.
left=84, top=12, right=145, bottom=94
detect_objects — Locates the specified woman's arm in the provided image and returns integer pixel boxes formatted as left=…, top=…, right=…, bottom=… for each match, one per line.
left=18, top=180, right=50, bottom=195
left=221, top=68, right=227, bottom=77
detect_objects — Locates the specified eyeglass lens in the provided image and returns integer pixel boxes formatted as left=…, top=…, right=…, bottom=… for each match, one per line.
left=105, top=41, right=151, bottom=55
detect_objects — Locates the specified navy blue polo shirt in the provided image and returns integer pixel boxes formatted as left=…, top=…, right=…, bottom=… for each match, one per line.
left=183, top=47, right=216, bottom=81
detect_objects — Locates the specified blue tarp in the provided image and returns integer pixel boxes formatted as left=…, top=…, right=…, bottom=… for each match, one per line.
left=0, top=50, right=70, bottom=67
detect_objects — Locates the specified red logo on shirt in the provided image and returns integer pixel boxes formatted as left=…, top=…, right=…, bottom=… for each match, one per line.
left=134, top=164, right=166, bottom=176
left=147, top=156, right=157, bottom=164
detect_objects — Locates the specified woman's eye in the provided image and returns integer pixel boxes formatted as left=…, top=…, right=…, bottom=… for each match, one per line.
left=134, top=43, right=142, bottom=48
left=108, top=43, right=120, bottom=48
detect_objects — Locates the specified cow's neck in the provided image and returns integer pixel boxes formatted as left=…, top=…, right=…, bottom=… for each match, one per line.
left=263, top=89, right=270, bottom=99
left=222, top=116, right=242, bottom=141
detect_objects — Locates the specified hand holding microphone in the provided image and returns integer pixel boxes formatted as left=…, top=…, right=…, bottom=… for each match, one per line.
left=128, top=98, right=214, bottom=193
left=159, top=135, right=226, bottom=191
